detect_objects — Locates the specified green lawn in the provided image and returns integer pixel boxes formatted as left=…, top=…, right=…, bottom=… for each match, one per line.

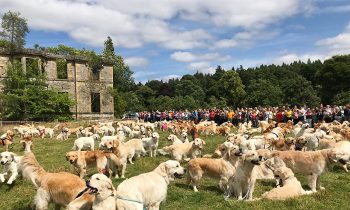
left=1, top=130, right=350, bottom=210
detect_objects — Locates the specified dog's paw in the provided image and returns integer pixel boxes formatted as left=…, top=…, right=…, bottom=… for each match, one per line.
left=320, top=186, right=325, bottom=190
left=7, top=180, right=13, bottom=185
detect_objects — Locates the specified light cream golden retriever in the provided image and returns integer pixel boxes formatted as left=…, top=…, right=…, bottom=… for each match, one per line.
left=158, top=138, right=205, bottom=161
left=67, top=173, right=116, bottom=210
left=228, top=150, right=264, bottom=200
left=116, top=160, right=186, bottom=210
left=20, top=152, right=94, bottom=210
left=260, top=166, right=312, bottom=200
left=187, top=142, right=240, bottom=192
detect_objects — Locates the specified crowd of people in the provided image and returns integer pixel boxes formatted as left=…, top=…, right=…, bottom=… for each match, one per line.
left=134, top=104, right=350, bottom=127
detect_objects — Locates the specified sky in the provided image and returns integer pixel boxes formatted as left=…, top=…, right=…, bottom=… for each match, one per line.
left=1, top=0, right=350, bottom=83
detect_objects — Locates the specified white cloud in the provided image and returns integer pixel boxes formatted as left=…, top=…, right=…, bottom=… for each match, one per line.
left=170, top=52, right=197, bottom=62
left=124, top=57, right=149, bottom=67
left=171, top=51, right=231, bottom=62
left=0, top=0, right=313, bottom=50
left=187, top=62, right=216, bottom=74
left=316, top=22, right=350, bottom=55
left=157, top=74, right=181, bottom=82
left=213, top=39, right=238, bottom=49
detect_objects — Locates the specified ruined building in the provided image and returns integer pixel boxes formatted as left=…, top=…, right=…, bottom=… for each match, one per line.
left=0, top=48, right=114, bottom=119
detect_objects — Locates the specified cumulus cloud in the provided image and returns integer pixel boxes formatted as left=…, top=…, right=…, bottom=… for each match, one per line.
left=171, top=51, right=231, bottom=62
left=0, top=0, right=313, bottom=50
left=124, top=57, right=149, bottom=67
left=187, top=62, right=216, bottom=74
left=316, top=22, right=350, bottom=55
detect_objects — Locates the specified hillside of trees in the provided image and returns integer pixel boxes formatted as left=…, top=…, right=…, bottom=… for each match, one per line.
left=1, top=11, right=350, bottom=120
left=118, top=55, right=350, bottom=115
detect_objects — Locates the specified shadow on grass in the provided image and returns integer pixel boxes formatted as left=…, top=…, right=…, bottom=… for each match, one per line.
left=175, top=182, right=223, bottom=195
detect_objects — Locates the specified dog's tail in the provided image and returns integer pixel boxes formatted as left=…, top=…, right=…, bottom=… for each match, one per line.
left=157, top=146, right=173, bottom=155
left=20, top=152, right=46, bottom=188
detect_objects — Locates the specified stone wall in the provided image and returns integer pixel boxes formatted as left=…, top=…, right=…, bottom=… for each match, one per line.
left=0, top=48, right=114, bottom=120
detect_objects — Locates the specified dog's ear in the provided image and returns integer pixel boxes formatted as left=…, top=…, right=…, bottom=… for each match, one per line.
left=10, top=153, right=16, bottom=163
left=155, top=162, right=168, bottom=177
left=112, top=140, right=119, bottom=148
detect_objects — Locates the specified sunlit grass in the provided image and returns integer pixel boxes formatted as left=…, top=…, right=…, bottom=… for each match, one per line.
left=1, top=129, right=350, bottom=210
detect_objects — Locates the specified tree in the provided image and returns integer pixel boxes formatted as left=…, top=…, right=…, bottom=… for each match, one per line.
left=219, top=70, right=246, bottom=107
left=0, top=11, right=29, bottom=51
left=316, top=55, right=350, bottom=104
left=333, top=91, right=350, bottom=105
left=245, top=79, right=283, bottom=107
left=0, top=60, right=74, bottom=121
left=103, top=36, right=115, bottom=58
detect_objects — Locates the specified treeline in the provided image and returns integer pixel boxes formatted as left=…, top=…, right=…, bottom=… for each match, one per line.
left=120, top=56, right=350, bottom=114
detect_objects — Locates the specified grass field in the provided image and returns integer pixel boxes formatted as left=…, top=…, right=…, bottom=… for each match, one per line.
left=1, top=130, right=350, bottom=210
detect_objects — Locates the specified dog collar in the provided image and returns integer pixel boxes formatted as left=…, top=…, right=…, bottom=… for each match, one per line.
left=271, top=132, right=279, bottom=139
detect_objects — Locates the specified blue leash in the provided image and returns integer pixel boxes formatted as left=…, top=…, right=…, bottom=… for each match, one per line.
left=116, top=196, right=147, bottom=210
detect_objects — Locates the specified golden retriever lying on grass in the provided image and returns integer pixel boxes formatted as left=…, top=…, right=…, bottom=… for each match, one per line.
left=20, top=152, right=93, bottom=210
left=260, top=166, right=312, bottom=200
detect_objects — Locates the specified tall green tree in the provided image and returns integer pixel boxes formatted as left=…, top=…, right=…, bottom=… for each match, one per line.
left=103, top=36, right=115, bottom=58
left=0, top=11, right=29, bottom=51
left=219, top=70, right=246, bottom=107
left=245, top=79, right=283, bottom=107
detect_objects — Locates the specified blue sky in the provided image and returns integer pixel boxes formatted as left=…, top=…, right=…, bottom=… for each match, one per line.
left=1, top=0, right=350, bottom=82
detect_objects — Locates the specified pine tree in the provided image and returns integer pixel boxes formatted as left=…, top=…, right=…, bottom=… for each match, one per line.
left=103, top=36, right=116, bottom=58
left=0, top=11, right=29, bottom=51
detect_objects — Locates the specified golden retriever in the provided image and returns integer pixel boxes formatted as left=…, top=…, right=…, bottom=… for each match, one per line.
left=271, top=149, right=350, bottom=192
left=20, top=152, right=94, bottom=209
left=67, top=174, right=116, bottom=210
left=228, top=150, right=264, bottom=200
left=158, top=138, right=205, bottom=162
left=1, top=130, right=14, bottom=151
left=65, top=151, right=109, bottom=178
left=116, top=160, right=186, bottom=210
left=187, top=142, right=240, bottom=192
left=260, top=166, right=312, bottom=200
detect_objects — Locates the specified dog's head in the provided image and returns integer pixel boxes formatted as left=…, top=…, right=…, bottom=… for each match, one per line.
left=167, top=134, right=176, bottom=142
left=0, top=152, right=16, bottom=165
left=65, top=151, right=79, bottom=164
left=221, top=142, right=240, bottom=159
left=273, top=166, right=294, bottom=180
left=105, top=139, right=120, bottom=150
left=155, top=160, right=186, bottom=181
left=285, top=137, right=295, bottom=146
left=92, top=134, right=100, bottom=141
left=88, top=174, right=116, bottom=198
left=328, top=149, right=350, bottom=165
left=193, top=138, right=205, bottom=149
left=181, top=132, right=188, bottom=139
left=241, top=150, right=264, bottom=165
left=295, top=136, right=307, bottom=151
left=302, top=124, right=310, bottom=129
left=152, top=132, right=160, bottom=140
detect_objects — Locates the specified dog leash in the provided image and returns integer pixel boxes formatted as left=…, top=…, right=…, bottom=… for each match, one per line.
left=75, top=180, right=99, bottom=199
left=116, top=196, right=147, bottom=210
